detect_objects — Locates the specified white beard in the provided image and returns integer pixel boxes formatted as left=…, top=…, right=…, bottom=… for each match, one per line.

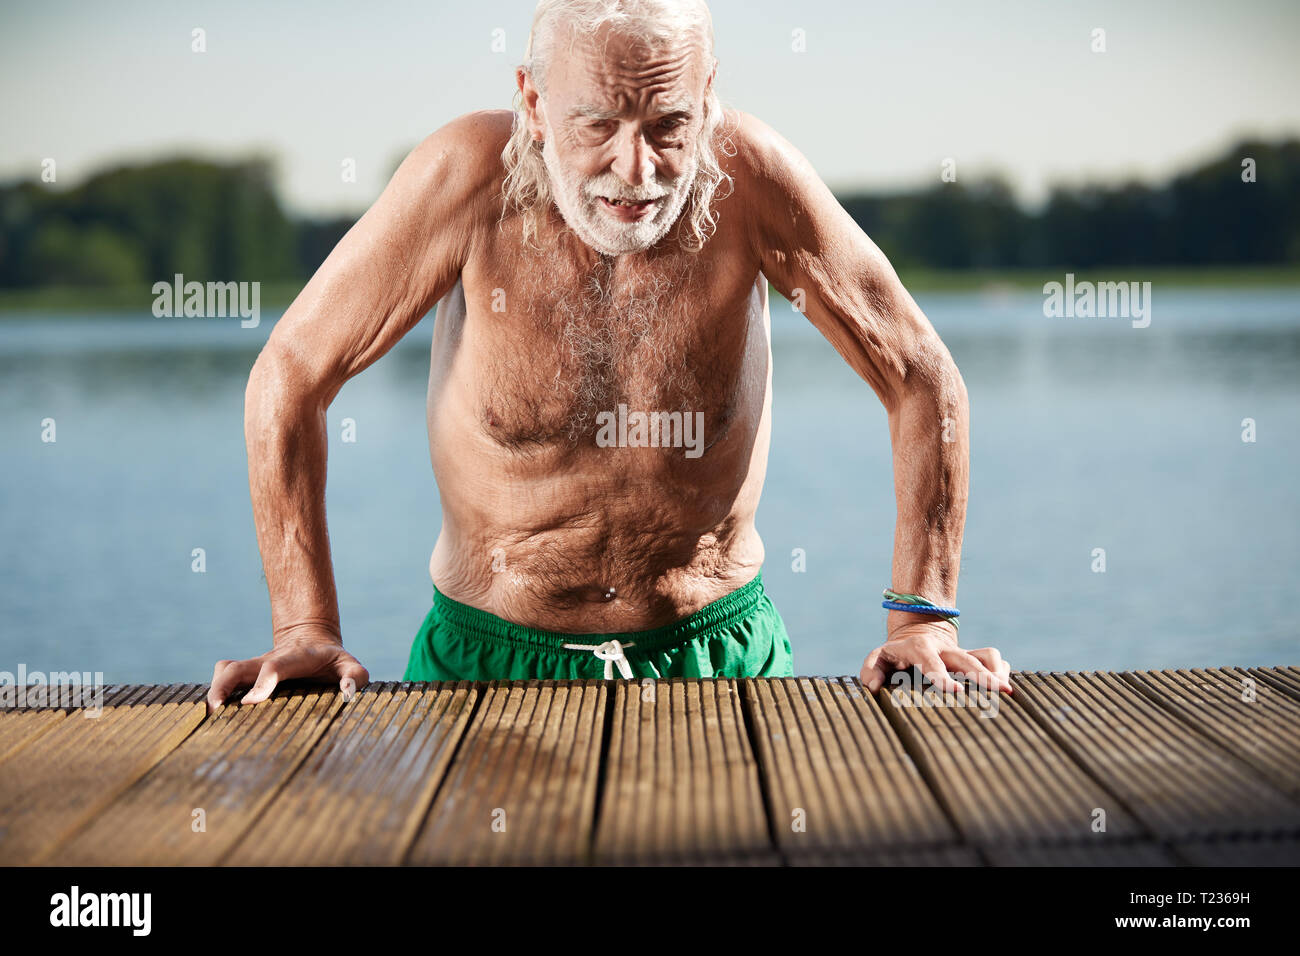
left=541, top=131, right=699, bottom=257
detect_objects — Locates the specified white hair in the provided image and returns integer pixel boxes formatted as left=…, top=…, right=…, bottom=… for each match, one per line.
left=501, top=0, right=734, bottom=252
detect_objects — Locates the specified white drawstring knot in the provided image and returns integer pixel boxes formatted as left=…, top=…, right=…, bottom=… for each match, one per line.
left=563, top=639, right=636, bottom=679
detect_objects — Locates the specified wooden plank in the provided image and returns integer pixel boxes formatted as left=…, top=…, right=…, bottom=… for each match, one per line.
left=740, top=677, right=958, bottom=861
left=50, top=685, right=341, bottom=865
left=879, top=671, right=1151, bottom=854
left=1120, top=667, right=1300, bottom=800
left=230, top=682, right=477, bottom=865
left=594, top=678, right=775, bottom=865
left=0, top=708, right=67, bottom=765
left=0, top=682, right=141, bottom=767
left=1246, top=665, right=1300, bottom=705
left=100, top=685, right=165, bottom=707
left=0, top=682, right=145, bottom=765
left=0, top=684, right=206, bottom=864
left=1013, top=671, right=1300, bottom=839
left=4, top=671, right=1294, bottom=867
left=407, top=680, right=604, bottom=866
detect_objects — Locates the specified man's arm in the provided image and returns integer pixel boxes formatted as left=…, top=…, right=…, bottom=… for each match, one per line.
left=734, top=111, right=1011, bottom=695
left=207, top=112, right=499, bottom=712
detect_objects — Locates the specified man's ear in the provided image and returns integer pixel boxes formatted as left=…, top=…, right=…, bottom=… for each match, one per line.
left=517, top=68, right=546, bottom=142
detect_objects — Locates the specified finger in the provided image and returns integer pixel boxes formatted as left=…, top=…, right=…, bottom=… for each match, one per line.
left=337, top=661, right=370, bottom=701
left=207, top=659, right=262, bottom=713
left=944, top=648, right=1012, bottom=694
left=208, top=659, right=233, bottom=712
left=339, top=660, right=370, bottom=688
left=946, top=650, right=1003, bottom=697
left=986, top=655, right=1013, bottom=692
left=967, top=647, right=1004, bottom=674
left=240, top=660, right=282, bottom=705
left=967, top=648, right=1015, bottom=694
left=920, top=653, right=963, bottom=695
left=861, top=648, right=889, bottom=694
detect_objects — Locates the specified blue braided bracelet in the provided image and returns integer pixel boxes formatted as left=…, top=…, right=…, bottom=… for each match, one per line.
left=881, top=588, right=960, bottom=630
left=881, top=600, right=961, bottom=616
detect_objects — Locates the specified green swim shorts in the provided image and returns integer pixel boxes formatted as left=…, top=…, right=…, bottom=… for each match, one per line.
left=402, top=572, right=794, bottom=681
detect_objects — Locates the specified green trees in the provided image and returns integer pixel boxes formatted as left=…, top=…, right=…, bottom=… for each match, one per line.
left=0, top=157, right=298, bottom=290
left=1, top=138, right=1296, bottom=293
left=840, top=138, right=1300, bottom=271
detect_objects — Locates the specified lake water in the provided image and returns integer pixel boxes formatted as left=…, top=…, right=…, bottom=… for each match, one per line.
left=1, top=287, right=1298, bottom=683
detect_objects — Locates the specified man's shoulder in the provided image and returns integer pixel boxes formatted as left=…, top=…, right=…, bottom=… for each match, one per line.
left=715, top=109, right=816, bottom=213
left=721, top=109, right=779, bottom=150
left=423, top=109, right=516, bottom=162
left=391, top=110, right=514, bottom=212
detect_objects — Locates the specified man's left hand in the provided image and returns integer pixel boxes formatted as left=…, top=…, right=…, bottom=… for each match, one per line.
left=861, top=619, right=1012, bottom=695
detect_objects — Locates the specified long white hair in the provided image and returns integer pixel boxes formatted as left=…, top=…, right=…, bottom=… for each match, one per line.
left=501, top=0, right=735, bottom=252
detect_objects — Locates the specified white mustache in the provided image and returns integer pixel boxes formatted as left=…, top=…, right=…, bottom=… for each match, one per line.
left=582, top=176, right=671, bottom=202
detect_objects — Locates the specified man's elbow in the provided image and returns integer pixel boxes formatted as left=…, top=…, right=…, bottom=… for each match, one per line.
left=897, top=337, right=967, bottom=420
left=245, top=344, right=330, bottom=427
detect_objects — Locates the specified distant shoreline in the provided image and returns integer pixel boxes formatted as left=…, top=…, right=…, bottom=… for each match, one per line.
left=2, top=265, right=1300, bottom=314
left=884, top=264, right=1300, bottom=293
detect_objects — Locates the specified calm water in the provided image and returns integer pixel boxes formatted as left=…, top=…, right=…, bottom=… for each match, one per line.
left=1, top=288, right=1298, bottom=682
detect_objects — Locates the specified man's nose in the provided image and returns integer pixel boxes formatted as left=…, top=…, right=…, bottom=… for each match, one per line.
left=611, top=126, right=656, bottom=188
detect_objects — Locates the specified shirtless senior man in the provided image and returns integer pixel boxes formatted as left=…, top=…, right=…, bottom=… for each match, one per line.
left=208, top=0, right=1013, bottom=712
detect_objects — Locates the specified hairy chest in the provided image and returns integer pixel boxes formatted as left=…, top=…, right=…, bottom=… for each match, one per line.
left=447, top=244, right=766, bottom=452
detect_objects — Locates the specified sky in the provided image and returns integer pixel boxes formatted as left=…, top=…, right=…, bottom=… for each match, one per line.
left=2, top=0, right=1298, bottom=217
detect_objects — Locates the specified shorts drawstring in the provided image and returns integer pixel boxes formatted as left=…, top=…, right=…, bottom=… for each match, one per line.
left=562, top=639, right=637, bottom=679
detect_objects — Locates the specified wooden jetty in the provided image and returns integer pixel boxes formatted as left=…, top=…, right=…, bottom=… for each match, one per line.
left=2, top=669, right=1298, bottom=866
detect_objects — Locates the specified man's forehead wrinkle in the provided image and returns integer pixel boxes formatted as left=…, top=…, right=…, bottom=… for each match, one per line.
left=609, top=38, right=705, bottom=81
left=563, top=46, right=700, bottom=117
left=582, top=65, right=692, bottom=101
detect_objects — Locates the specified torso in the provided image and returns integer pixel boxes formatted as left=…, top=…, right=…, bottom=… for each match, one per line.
left=426, top=116, right=772, bottom=632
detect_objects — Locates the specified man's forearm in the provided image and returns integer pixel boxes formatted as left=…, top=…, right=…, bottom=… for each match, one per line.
left=884, top=353, right=969, bottom=635
left=245, top=356, right=342, bottom=644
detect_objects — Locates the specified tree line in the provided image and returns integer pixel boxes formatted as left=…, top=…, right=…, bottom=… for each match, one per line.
left=0, top=137, right=1295, bottom=290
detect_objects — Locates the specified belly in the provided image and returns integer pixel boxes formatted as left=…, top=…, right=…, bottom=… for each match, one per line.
left=424, top=276, right=773, bottom=631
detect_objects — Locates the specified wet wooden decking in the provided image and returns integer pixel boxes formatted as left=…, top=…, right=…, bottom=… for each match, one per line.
left=2, top=669, right=1299, bottom=866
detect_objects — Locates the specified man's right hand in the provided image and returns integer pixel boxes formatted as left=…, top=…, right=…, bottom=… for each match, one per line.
left=207, top=626, right=370, bottom=715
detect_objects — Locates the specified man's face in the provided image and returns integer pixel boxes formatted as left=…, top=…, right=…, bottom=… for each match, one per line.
left=523, top=26, right=712, bottom=256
